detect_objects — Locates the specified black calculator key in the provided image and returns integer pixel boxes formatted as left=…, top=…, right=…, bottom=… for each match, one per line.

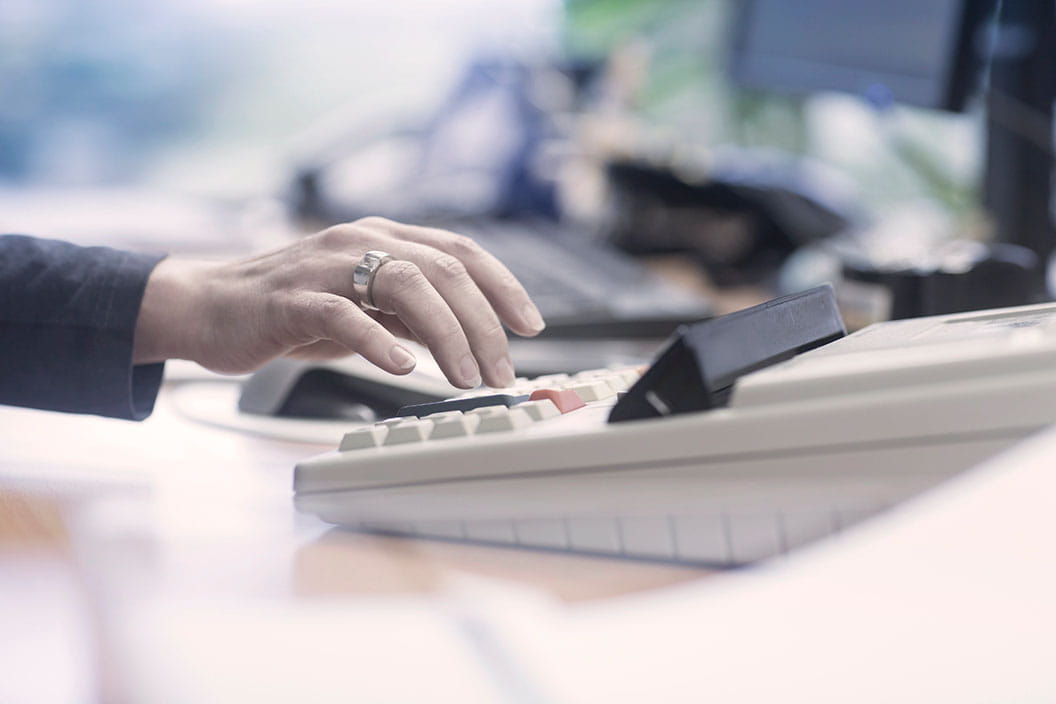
left=396, top=394, right=531, bottom=418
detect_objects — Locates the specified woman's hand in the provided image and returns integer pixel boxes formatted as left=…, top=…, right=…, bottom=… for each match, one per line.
left=133, top=217, right=545, bottom=388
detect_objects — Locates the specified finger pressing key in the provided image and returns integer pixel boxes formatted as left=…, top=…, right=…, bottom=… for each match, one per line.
left=383, top=241, right=516, bottom=387
left=367, top=259, right=482, bottom=388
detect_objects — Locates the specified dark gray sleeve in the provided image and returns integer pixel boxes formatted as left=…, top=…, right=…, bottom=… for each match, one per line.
left=0, top=234, right=167, bottom=420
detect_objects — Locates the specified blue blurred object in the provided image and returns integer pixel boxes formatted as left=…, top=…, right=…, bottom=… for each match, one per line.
left=416, top=57, right=560, bottom=220
left=292, top=56, right=564, bottom=223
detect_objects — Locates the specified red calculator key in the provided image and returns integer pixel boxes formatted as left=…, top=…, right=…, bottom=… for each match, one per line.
left=529, top=388, right=586, bottom=414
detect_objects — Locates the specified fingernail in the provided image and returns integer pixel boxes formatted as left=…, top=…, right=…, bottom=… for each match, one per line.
left=522, top=303, right=545, bottom=333
left=494, top=356, right=515, bottom=387
left=460, top=354, right=482, bottom=388
left=390, top=345, right=417, bottom=371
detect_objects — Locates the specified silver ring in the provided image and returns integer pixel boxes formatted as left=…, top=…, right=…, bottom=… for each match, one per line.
left=352, top=250, right=395, bottom=311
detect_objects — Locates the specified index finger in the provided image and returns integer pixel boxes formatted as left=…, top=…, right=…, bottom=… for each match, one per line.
left=355, top=217, right=545, bottom=337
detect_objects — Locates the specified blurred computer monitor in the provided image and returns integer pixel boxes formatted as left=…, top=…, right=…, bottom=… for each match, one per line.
left=727, top=0, right=990, bottom=112
left=728, top=0, right=1056, bottom=272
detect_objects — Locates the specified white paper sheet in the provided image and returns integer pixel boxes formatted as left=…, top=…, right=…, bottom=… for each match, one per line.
left=486, top=424, right=1056, bottom=703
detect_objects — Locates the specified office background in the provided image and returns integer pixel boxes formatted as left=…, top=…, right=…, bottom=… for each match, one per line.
left=4, top=2, right=1056, bottom=702
left=0, top=0, right=981, bottom=237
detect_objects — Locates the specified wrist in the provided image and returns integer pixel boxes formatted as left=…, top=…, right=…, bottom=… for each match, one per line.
left=133, top=257, right=212, bottom=365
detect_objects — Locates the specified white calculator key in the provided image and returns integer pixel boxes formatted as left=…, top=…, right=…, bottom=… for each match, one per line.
left=531, top=373, right=570, bottom=386
left=618, top=369, right=641, bottom=386
left=338, top=425, right=389, bottom=451
left=382, top=419, right=435, bottom=445
left=472, top=407, right=533, bottom=433
left=429, top=413, right=482, bottom=439
left=513, top=399, right=560, bottom=421
left=567, top=380, right=616, bottom=402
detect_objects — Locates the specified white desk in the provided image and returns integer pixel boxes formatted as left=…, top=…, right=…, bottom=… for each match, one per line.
left=0, top=377, right=707, bottom=703
left=7, top=369, right=1056, bottom=702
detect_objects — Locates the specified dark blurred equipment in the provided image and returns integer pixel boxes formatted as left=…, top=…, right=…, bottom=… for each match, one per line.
left=604, top=159, right=851, bottom=286
left=842, top=241, right=1046, bottom=322
left=434, top=218, right=712, bottom=339
left=728, top=0, right=1056, bottom=312
left=239, top=358, right=451, bottom=421
left=983, top=0, right=1056, bottom=265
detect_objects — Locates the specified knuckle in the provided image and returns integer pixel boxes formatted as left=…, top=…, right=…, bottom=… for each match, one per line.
left=479, top=318, right=507, bottom=342
left=447, top=233, right=483, bottom=260
left=298, top=295, right=346, bottom=326
left=431, top=254, right=468, bottom=283
left=354, top=216, right=394, bottom=231
left=316, top=225, right=353, bottom=250
left=384, top=260, right=427, bottom=291
left=315, top=295, right=349, bottom=320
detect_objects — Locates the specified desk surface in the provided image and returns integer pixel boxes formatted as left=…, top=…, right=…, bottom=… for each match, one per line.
left=0, top=377, right=710, bottom=701
left=0, top=379, right=709, bottom=599
left=7, top=370, right=1056, bottom=702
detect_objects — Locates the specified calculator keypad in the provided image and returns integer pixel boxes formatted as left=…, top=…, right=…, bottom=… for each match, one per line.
left=336, top=366, right=642, bottom=452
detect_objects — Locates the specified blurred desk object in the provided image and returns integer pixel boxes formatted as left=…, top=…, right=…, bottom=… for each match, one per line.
left=502, top=255, right=767, bottom=374
left=0, top=490, right=70, bottom=551
left=0, top=377, right=708, bottom=703
left=431, top=218, right=716, bottom=342
left=642, top=254, right=771, bottom=316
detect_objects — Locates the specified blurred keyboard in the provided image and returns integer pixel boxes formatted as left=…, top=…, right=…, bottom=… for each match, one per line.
left=450, top=220, right=713, bottom=338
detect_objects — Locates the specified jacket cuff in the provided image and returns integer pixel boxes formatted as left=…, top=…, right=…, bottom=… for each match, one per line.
left=85, top=247, right=169, bottom=420
left=0, top=235, right=167, bottom=420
